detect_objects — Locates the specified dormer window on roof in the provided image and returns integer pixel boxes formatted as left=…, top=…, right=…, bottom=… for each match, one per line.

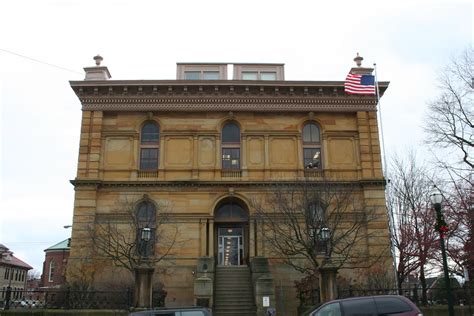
left=241, top=71, right=277, bottom=80
left=234, top=63, right=284, bottom=80
left=176, top=63, right=284, bottom=81
left=177, top=63, right=228, bottom=80
left=185, top=71, right=220, bottom=80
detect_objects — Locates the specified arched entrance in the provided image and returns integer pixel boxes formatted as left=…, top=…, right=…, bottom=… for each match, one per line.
left=214, top=198, right=249, bottom=266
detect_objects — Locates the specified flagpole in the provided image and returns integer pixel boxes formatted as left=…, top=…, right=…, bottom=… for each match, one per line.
left=373, top=63, right=388, bottom=177
left=374, top=62, right=398, bottom=287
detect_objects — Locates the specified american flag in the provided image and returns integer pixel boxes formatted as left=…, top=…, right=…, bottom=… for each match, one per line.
left=344, top=73, right=376, bottom=95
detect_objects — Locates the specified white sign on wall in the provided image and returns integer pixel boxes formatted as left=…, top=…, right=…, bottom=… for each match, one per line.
left=263, top=296, right=270, bottom=307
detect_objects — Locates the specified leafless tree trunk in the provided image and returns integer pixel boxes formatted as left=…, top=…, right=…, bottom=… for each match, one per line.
left=252, top=180, right=385, bottom=277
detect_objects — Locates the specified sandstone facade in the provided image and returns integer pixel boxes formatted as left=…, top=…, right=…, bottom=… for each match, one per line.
left=67, top=61, right=392, bottom=314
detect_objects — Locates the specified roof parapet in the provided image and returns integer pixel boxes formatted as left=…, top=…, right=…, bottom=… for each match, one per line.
left=84, top=54, right=111, bottom=80
left=349, top=53, right=373, bottom=75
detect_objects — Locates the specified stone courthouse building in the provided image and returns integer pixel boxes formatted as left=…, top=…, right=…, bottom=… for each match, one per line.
left=68, top=56, right=391, bottom=315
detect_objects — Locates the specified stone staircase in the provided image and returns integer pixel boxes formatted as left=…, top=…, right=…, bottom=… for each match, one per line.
left=213, top=266, right=257, bottom=316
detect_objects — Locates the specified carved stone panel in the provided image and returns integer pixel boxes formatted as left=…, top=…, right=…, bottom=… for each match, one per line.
left=327, top=137, right=357, bottom=168
left=165, top=137, right=193, bottom=167
left=269, top=137, right=296, bottom=166
left=198, top=137, right=215, bottom=167
left=104, top=137, right=134, bottom=169
left=247, top=136, right=264, bottom=167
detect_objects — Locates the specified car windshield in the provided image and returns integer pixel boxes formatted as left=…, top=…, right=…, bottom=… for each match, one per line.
left=375, top=297, right=413, bottom=314
left=311, top=302, right=341, bottom=316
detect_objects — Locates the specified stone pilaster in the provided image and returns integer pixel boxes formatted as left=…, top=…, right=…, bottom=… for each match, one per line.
left=66, top=185, right=98, bottom=284
left=357, top=111, right=382, bottom=180
left=134, top=266, right=154, bottom=308
left=77, top=111, right=103, bottom=179
left=319, top=261, right=338, bottom=303
left=250, top=257, right=276, bottom=316
left=363, top=186, right=391, bottom=261
left=194, top=257, right=215, bottom=308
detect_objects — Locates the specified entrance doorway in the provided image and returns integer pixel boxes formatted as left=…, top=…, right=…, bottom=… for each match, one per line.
left=218, top=227, right=244, bottom=266
left=214, top=199, right=249, bottom=266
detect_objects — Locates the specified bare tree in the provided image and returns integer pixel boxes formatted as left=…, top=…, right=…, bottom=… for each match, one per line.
left=438, top=175, right=472, bottom=277
left=89, top=196, right=178, bottom=275
left=424, top=46, right=473, bottom=170
left=360, top=261, right=397, bottom=290
left=27, top=270, right=41, bottom=281
left=253, top=181, right=386, bottom=277
left=65, top=258, right=99, bottom=290
left=422, top=46, right=473, bottom=287
left=387, top=153, right=438, bottom=304
left=465, top=187, right=474, bottom=280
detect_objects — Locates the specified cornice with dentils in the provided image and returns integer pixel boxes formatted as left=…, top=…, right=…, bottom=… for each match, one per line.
left=69, top=80, right=389, bottom=112
left=70, top=179, right=387, bottom=188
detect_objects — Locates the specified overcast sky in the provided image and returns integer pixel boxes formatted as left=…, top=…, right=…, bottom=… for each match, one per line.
left=0, top=0, right=472, bottom=273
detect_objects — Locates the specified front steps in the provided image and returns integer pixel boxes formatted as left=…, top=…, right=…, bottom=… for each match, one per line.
left=213, top=266, right=257, bottom=316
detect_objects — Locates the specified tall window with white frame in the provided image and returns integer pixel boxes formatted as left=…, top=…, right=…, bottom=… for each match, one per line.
left=221, top=122, right=241, bottom=170
left=48, top=260, right=55, bottom=282
left=140, top=122, right=160, bottom=171
left=303, top=122, right=322, bottom=169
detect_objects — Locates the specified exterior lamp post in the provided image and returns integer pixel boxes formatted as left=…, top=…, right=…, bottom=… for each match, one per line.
left=320, top=227, right=331, bottom=262
left=430, top=187, right=454, bottom=316
left=134, top=226, right=154, bottom=308
left=141, top=227, right=151, bottom=257
left=318, top=226, right=337, bottom=303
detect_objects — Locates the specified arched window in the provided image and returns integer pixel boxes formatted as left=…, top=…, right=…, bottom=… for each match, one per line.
left=48, top=260, right=55, bottom=282
left=136, top=201, right=156, bottom=225
left=215, top=203, right=248, bottom=222
left=302, top=122, right=322, bottom=169
left=221, top=122, right=241, bottom=169
left=307, top=201, right=326, bottom=226
left=306, top=200, right=328, bottom=254
left=140, top=122, right=160, bottom=171
left=136, top=201, right=157, bottom=256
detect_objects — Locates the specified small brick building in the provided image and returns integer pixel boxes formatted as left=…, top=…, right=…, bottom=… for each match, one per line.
left=41, top=239, right=70, bottom=288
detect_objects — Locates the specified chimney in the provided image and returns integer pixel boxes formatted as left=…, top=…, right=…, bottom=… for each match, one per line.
left=83, top=54, right=111, bottom=80
left=349, top=53, right=373, bottom=75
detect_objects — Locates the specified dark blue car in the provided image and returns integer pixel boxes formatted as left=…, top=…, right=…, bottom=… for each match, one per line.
left=129, top=306, right=212, bottom=316
left=308, top=295, right=422, bottom=316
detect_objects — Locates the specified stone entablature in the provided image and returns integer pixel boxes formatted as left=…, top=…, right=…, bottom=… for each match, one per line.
left=70, top=179, right=386, bottom=188
left=73, top=110, right=383, bottom=182
left=70, top=80, right=388, bottom=112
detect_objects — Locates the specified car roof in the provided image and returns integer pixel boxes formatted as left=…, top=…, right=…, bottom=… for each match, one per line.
left=130, top=307, right=210, bottom=315
left=331, top=295, right=412, bottom=303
